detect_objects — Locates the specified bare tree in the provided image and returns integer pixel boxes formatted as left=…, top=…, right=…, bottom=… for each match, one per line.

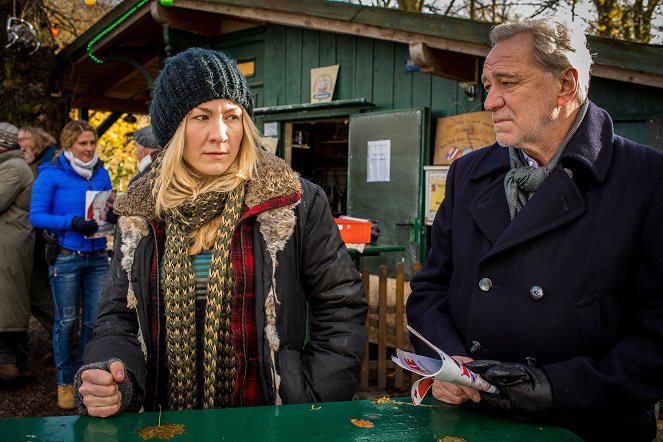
left=343, top=0, right=663, bottom=43
left=0, top=0, right=116, bottom=132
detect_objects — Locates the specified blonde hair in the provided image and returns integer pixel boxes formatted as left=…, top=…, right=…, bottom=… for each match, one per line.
left=60, top=120, right=97, bottom=151
left=154, top=106, right=260, bottom=254
left=19, top=127, right=56, bottom=161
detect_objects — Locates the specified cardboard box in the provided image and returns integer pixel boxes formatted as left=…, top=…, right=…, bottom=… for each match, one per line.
left=334, top=218, right=372, bottom=244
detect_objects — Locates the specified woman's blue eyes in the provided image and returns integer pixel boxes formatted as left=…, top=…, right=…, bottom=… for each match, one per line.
left=192, top=114, right=239, bottom=121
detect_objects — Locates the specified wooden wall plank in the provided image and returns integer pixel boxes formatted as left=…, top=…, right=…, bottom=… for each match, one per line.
left=264, top=25, right=286, bottom=106
left=335, top=33, right=356, bottom=100
left=301, top=29, right=320, bottom=104
left=354, top=36, right=373, bottom=101
left=285, top=27, right=303, bottom=105
left=372, top=40, right=394, bottom=109
left=392, top=44, right=412, bottom=110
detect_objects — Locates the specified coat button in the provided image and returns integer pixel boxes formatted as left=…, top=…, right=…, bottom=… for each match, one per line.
left=469, top=341, right=482, bottom=354
left=478, top=278, right=492, bottom=292
left=530, top=285, right=544, bottom=300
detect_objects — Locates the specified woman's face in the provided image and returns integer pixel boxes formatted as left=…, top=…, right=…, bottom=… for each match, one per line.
left=69, top=130, right=97, bottom=162
left=183, top=98, right=243, bottom=177
left=18, top=130, right=36, bottom=163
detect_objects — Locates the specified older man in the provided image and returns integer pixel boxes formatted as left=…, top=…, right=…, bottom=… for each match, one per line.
left=0, top=122, right=34, bottom=382
left=129, top=125, right=161, bottom=185
left=406, top=19, right=663, bottom=441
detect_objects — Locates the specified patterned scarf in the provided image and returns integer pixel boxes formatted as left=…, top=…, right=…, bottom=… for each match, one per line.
left=503, top=100, right=588, bottom=219
left=155, top=166, right=246, bottom=410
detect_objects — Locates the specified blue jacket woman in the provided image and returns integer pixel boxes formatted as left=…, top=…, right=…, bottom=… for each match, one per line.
left=29, top=120, right=112, bottom=410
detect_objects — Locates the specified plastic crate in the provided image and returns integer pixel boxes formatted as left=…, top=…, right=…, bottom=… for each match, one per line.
left=334, top=218, right=372, bottom=244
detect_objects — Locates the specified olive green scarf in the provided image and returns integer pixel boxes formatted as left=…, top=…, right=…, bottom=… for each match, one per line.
left=158, top=172, right=245, bottom=410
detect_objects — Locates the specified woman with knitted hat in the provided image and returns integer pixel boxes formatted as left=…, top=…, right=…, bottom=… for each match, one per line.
left=74, top=48, right=367, bottom=415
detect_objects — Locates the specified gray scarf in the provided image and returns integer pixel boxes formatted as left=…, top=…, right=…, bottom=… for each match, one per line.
left=64, top=150, right=99, bottom=180
left=504, top=100, right=589, bottom=219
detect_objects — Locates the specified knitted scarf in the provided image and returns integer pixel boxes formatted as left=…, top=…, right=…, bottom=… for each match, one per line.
left=64, top=150, right=99, bottom=180
left=158, top=173, right=245, bottom=410
left=503, top=100, right=589, bottom=219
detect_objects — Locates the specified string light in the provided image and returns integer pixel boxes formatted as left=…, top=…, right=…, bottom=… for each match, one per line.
left=160, top=0, right=174, bottom=6
left=84, top=0, right=97, bottom=5
left=51, top=24, right=59, bottom=38
left=86, top=0, right=150, bottom=63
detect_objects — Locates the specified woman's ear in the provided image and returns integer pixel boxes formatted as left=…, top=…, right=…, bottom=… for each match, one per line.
left=557, top=67, right=579, bottom=107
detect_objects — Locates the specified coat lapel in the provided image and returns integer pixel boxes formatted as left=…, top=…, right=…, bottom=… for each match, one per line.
left=477, top=167, right=586, bottom=261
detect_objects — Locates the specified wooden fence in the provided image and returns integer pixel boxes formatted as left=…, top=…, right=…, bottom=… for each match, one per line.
left=358, top=262, right=421, bottom=393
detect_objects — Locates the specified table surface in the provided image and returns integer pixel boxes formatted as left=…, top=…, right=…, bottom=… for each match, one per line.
left=0, top=397, right=581, bottom=441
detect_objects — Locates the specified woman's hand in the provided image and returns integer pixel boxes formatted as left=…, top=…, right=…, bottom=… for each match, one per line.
left=431, top=355, right=481, bottom=404
left=78, top=361, right=126, bottom=417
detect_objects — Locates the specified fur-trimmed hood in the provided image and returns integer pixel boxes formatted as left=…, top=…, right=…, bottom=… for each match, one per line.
left=114, top=148, right=301, bottom=219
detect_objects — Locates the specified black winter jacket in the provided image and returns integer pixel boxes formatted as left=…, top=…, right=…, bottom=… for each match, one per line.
left=78, top=150, right=367, bottom=411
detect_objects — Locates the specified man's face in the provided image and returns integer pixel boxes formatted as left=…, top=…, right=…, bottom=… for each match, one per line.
left=482, top=33, right=561, bottom=151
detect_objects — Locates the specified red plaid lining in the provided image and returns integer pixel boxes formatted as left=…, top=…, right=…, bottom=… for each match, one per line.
left=144, top=191, right=300, bottom=409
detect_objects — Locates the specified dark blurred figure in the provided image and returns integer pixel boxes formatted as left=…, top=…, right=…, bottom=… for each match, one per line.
left=128, top=125, right=161, bottom=186
left=18, top=127, right=57, bottom=337
left=0, top=122, right=35, bottom=383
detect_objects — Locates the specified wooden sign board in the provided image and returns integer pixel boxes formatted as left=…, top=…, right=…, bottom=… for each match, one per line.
left=433, top=111, right=496, bottom=165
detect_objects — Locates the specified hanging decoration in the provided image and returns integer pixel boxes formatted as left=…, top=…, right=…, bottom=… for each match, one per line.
left=51, top=24, right=60, bottom=38
left=5, top=17, right=40, bottom=54
left=87, top=0, right=150, bottom=63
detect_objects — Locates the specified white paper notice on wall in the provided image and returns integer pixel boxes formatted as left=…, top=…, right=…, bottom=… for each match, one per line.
left=263, top=122, right=278, bottom=137
left=367, top=139, right=391, bottom=182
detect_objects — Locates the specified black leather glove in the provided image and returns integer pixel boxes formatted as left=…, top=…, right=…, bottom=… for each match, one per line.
left=71, top=216, right=99, bottom=236
left=465, top=360, right=553, bottom=420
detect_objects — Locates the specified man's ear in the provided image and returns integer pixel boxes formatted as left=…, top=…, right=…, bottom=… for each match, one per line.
left=557, top=67, right=579, bottom=107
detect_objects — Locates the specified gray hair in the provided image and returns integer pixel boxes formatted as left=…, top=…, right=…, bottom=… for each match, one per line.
left=490, top=19, right=593, bottom=104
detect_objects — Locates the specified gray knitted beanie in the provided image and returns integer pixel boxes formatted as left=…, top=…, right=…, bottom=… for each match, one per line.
left=0, top=122, right=19, bottom=149
left=150, top=47, right=254, bottom=148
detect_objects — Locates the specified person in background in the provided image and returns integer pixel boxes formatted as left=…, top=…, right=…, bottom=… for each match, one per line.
left=29, top=120, right=112, bottom=409
left=128, top=125, right=161, bottom=186
left=0, top=122, right=34, bottom=383
left=74, top=47, right=367, bottom=416
left=406, top=18, right=663, bottom=442
left=18, top=127, right=57, bottom=339
left=18, top=126, right=58, bottom=173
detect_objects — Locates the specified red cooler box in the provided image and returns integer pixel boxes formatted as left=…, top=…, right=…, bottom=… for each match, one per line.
left=334, top=218, right=372, bottom=244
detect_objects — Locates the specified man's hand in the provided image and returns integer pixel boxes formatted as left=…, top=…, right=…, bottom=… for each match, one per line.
left=465, top=360, right=552, bottom=419
left=431, top=356, right=481, bottom=404
left=78, top=361, right=126, bottom=417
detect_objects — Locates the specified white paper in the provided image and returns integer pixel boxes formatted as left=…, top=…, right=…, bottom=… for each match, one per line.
left=263, top=122, right=278, bottom=137
left=85, top=190, right=116, bottom=238
left=367, top=140, right=390, bottom=183
left=392, top=325, right=498, bottom=405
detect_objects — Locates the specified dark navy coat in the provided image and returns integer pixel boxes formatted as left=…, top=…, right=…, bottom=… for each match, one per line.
left=407, top=102, right=663, bottom=440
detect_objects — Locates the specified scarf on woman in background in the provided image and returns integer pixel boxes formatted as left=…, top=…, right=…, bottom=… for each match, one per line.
left=64, top=150, right=99, bottom=180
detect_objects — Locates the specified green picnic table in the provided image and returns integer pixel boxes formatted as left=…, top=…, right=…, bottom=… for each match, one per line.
left=0, top=396, right=580, bottom=441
